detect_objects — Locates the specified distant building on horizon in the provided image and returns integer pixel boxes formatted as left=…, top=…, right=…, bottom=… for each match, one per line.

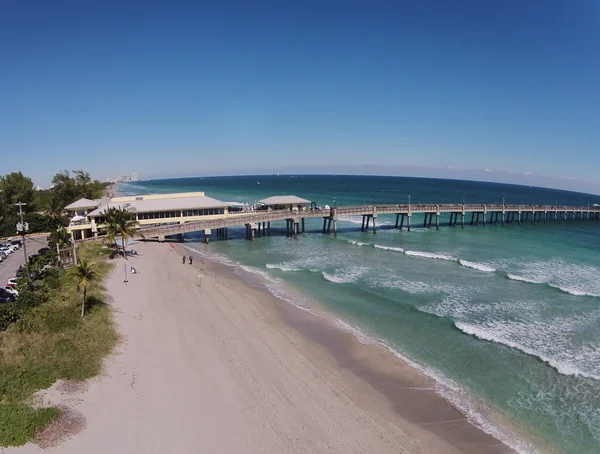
left=103, top=172, right=139, bottom=184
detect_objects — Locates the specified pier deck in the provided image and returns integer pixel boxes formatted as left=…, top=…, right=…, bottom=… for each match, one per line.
left=136, top=203, right=600, bottom=242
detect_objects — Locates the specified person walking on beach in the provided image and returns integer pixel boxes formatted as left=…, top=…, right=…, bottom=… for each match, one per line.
left=189, top=256, right=193, bottom=265
left=182, top=256, right=186, bottom=264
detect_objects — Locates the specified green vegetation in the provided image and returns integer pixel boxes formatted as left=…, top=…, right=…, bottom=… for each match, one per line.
left=0, top=242, right=117, bottom=447
left=0, top=170, right=108, bottom=237
left=103, top=205, right=143, bottom=257
left=68, top=260, right=101, bottom=317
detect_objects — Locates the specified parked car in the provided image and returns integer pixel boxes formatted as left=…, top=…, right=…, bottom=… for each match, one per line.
left=6, top=278, right=18, bottom=287
left=10, top=239, right=22, bottom=248
left=0, top=288, right=16, bottom=303
left=3, top=286, right=18, bottom=296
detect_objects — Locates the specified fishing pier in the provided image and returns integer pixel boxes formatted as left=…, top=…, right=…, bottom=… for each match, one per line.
left=138, top=203, right=600, bottom=242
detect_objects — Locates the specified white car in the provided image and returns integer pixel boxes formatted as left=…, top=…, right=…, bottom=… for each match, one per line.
left=3, top=286, right=18, bottom=296
left=6, top=278, right=18, bottom=287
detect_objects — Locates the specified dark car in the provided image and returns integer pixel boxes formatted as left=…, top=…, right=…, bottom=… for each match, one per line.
left=0, top=288, right=16, bottom=303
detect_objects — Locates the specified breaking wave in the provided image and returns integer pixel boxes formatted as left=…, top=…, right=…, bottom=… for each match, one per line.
left=456, top=322, right=600, bottom=381
left=374, top=244, right=404, bottom=253
left=458, top=259, right=496, bottom=273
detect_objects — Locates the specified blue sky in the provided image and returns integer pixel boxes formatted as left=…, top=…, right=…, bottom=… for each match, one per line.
left=0, top=0, right=599, bottom=188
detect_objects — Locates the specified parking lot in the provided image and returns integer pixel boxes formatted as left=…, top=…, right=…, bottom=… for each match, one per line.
left=1, top=235, right=49, bottom=287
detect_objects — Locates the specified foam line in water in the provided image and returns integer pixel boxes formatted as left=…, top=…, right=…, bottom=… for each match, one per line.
left=266, top=263, right=302, bottom=272
left=334, top=319, right=375, bottom=345
left=374, top=244, right=404, bottom=253
left=506, top=274, right=543, bottom=284
left=455, top=322, right=600, bottom=381
left=322, top=266, right=367, bottom=284
left=347, top=240, right=370, bottom=247
left=504, top=260, right=600, bottom=297
left=458, top=259, right=496, bottom=273
left=405, top=250, right=457, bottom=261
left=548, top=284, right=600, bottom=298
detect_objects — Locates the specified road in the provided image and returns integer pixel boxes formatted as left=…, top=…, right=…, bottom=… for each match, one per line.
left=0, top=235, right=48, bottom=287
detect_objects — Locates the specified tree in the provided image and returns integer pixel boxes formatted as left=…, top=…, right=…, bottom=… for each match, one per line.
left=48, top=228, right=73, bottom=266
left=54, top=228, right=72, bottom=248
left=50, top=170, right=106, bottom=207
left=44, top=193, right=68, bottom=229
left=0, top=172, right=34, bottom=209
left=103, top=205, right=143, bottom=259
left=68, top=260, right=100, bottom=317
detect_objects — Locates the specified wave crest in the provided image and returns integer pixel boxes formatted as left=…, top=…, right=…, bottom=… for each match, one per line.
left=374, top=244, right=404, bottom=253
left=456, top=322, right=600, bottom=381
left=458, top=259, right=496, bottom=273
left=266, top=263, right=301, bottom=272
left=405, top=250, right=457, bottom=261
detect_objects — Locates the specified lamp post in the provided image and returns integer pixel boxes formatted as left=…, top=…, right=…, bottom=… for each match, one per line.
left=408, top=195, right=411, bottom=211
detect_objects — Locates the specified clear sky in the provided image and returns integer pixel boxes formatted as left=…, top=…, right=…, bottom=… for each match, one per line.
left=1, top=0, right=599, bottom=188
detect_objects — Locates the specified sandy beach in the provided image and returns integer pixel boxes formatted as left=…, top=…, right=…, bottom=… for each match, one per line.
left=4, top=241, right=513, bottom=454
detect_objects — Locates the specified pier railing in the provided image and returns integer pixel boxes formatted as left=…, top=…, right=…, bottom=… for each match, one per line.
left=134, top=203, right=600, bottom=239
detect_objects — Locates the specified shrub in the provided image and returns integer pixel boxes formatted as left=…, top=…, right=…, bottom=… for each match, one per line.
left=0, top=303, right=23, bottom=331
left=15, top=290, right=45, bottom=309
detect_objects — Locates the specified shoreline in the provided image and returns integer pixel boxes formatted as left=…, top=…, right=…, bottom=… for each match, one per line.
left=177, top=242, right=530, bottom=453
left=5, top=240, right=528, bottom=453
left=184, top=242, right=554, bottom=453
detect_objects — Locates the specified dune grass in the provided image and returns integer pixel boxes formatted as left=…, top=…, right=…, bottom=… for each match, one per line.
left=0, top=242, right=118, bottom=447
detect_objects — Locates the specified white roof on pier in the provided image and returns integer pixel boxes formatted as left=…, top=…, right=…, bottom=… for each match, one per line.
left=65, top=198, right=100, bottom=210
left=87, top=194, right=227, bottom=217
left=258, top=195, right=310, bottom=205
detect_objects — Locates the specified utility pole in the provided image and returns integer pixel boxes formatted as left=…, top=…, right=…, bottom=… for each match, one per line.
left=15, top=202, right=30, bottom=280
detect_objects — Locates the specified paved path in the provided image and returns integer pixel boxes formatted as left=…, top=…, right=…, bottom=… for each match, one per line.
left=0, top=235, right=48, bottom=286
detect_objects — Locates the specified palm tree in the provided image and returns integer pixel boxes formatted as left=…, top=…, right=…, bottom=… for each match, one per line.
left=103, top=205, right=143, bottom=259
left=68, top=260, right=100, bottom=317
left=45, top=194, right=67, bottom=229
left=54, top=227, right=72, bottom=248
left=51, top=227, right=73, bottom=264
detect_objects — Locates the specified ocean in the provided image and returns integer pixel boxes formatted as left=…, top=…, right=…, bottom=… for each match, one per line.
left=121, top=175, right=600, bottom=454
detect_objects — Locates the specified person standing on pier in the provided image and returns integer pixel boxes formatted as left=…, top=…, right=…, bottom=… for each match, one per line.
left=189, top=256, right=193, bottom=265
left=182, top=255, right=186, bottom=264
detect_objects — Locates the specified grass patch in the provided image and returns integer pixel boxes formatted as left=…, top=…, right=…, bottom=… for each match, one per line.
left=0, top=241, right=118, bottom=447
left=0, top=405, right=60, bottom=447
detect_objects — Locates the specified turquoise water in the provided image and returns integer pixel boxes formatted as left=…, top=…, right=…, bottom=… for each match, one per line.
left=122, top=176, right=600, bottom=453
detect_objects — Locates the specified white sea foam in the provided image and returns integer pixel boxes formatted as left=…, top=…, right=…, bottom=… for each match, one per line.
left=322, top=266, right=368, bottom=284
left=505, top=260, right=600, bottom=297
left=266, top=263, right=302, bottom=272
left=405, top=250, right=457, bottom=261
left=455, top=322, right=600, bottom=381
left=506, top=274, right=543, bottom=284
left=458, top=259, right=496, bottom=273
left=347, top=240, right=370, bottom=247
left=374, top=244, right=404, bottom=253
left=334, top=319, right=375, bottom=345
left=337, top=216, right=365, bottom=225
left=239, top=265, right=281, bottom=283
left=548, top=284, right=600, bottom=298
